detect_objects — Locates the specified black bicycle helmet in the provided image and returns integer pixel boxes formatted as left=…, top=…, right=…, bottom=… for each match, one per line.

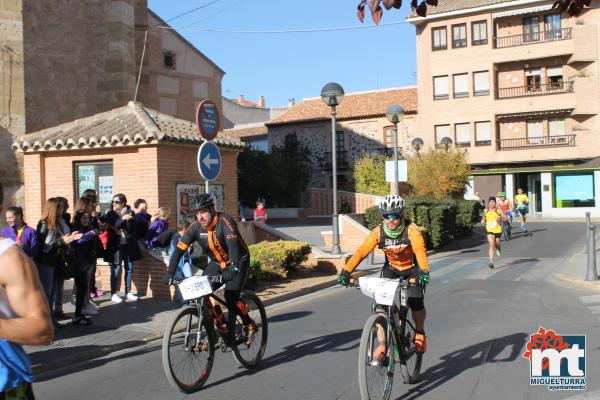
left=189, top=193, right=214, bottom=211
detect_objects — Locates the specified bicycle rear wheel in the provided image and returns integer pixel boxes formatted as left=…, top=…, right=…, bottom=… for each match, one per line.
left=162, top=306, right=215, bottom=393
left=230, top=291, right=268, bottom=368
left=358, top=312, right=395, bottom=400
left=398, top=311, right=422, bottom=384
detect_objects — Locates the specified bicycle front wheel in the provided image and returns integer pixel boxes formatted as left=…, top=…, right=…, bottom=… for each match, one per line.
left=398, top=311, right=422, bottom=384
left=230, top=291, right=268, bottom=368
left=162, top=306, right=215, bottom=393
left=358, top=312, right=395, bottom=400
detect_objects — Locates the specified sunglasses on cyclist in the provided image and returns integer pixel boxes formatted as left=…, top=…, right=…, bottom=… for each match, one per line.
left=112, top=200, right=122, bottom=204
left=383, top=213, right=402, bottom=220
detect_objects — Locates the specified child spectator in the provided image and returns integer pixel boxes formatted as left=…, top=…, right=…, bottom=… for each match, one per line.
left=2, top=206, right=38, bottom=259
left=254, top=198, right=268, bottom=225
left=169, top=220, right=193, bottom=305
left=145, top=207, right=170, bottom=250
left=70, top=210, right=100, bottom=325
left=134, top=199, right=151, bottom=240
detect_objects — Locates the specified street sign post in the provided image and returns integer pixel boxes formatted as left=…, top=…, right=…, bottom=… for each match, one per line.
left=385, top=160, right=408, bottom=183
left=197, top=141, right=222, bottom=185
left=196, top=99, right=220, bottom=141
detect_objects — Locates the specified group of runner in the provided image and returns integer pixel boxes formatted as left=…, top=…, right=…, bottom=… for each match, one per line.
left=482, top=188, right=530, bottom=269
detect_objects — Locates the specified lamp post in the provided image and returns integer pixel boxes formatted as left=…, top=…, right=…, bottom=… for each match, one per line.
left=321, top=82, right=345, bottom=255
left=411, top=137, right=424, bottom=155
left=385, top=104, right=406, bottom=196
left=440, top=136, right=453, bottom=151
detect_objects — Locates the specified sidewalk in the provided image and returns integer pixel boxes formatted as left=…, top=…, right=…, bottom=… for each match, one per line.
left=554, top=226, right=600, bottom=291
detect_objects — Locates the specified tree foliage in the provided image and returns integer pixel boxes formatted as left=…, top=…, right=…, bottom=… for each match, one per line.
left=352, top=154, right=389, bottom=196
left=237, top=141, right=310, bottom=208
left=552, top=0, right=590, bottom=16
left=407, top=149, right=470, bottom=199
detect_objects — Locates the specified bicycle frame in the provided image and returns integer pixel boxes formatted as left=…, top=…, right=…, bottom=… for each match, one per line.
left=183, top=291, right=232, bottom=349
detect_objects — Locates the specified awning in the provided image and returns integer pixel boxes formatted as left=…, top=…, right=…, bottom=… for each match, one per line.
left=492, top=4, right=553, bottom=19
left=471, top=157, right=600, bottom=175
left=496, top=108, right=573, bottom=120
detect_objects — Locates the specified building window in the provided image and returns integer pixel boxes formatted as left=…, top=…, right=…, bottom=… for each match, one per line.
left=473, top=71, right=490, bottom=96
left=526, top=68, right=542, bottom=92
left=549, top=118, right=566, bottom=137
left=553, top=172, right=595, bottom=208
left=433, top=75, right=449, bottom=100
left=453, top=73, right=469, bottom=98
left=526, top=119, right=544, bottom=144
left=547, top=66, right=563, bottom=88
left=523, top=16, right=540, bottom=42
left=284, top=133, right=298, bottom=148
left=384, top=126, right=401, bottom=156
left=163, top=51, right=176, bottom=69
left=455, top=123, right=471, bottom=146
left=336, top=130, right=345, bottom=150
left=75, top=161, right=114, bottom=210
left=452, top=23, right=467, bottom=48
left=544, top=13, right=562, bottom=39
left=475, top=121, right=491, bottom=146
left=471, top=20, right=488, bottom=45
left=435, top=124, right=451, bottom=144
left=247, top=139, right=269, bottom=153
left=432, top=26, right=447, bottom=50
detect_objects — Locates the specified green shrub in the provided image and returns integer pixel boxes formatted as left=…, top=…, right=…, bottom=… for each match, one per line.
left=249, top=240, right=311, bottom=280
left=364, top=206, right=383, bottom=230
left=455, top=200, right=481, bottom=238
left=352, top=154, right=389, bottom=196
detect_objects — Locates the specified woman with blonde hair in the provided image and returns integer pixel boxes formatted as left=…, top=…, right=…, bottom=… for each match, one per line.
left=145, top=207, right=170, bottom=250
left=34, top=198, right=82, bottom=326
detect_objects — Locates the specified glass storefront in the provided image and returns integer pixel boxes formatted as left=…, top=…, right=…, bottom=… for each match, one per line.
left=553, top=171, right=595, bottom=208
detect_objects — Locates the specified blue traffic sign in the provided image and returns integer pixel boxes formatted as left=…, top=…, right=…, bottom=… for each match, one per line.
left=197, top=141, right=222, bottom=182
left=195, top=99, right=220, bottom=141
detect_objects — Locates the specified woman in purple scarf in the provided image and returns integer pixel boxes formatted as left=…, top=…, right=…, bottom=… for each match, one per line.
left=2, top=207, right=38, bottom=259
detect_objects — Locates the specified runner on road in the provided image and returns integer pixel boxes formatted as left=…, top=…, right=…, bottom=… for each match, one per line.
left=482, top=197, right=503, bottom=269
left=514, top=188, right=529, bottom=234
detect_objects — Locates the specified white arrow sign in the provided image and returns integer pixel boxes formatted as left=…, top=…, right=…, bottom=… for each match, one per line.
left=203, top=154, right=219, bottom=168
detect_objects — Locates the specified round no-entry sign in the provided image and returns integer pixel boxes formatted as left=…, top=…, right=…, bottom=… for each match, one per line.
left=196, top=99, right=220, bottom=141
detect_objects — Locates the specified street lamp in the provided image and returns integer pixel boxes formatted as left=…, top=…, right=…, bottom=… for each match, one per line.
left=385, top=104, right=406, bottom=196
left=411, top=137, right=424, bottom=155
left=440, top=136, right=453, bottom=151
left=321, top=82, right=345, bottom=255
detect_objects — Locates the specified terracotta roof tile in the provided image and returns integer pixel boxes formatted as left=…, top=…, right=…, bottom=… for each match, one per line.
left=267, top=87, right=417, bottom=126
left=409, top=0, right=541, bottom=18
left=223, top=124, right=268, bottom=139
left=13, top=102, right=243, bottom=152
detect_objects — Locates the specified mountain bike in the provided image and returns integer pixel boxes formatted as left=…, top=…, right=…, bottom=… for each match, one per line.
left=162, top=274, right=268, bottom=393
left=354, top=276, right=422, bottom=400
left=501, top=211, right=513, bottom=241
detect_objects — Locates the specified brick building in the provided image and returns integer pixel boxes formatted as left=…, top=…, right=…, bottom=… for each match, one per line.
left=0, top=1, right=223, bottom=209
left=409, top=0, right=600, bottom=217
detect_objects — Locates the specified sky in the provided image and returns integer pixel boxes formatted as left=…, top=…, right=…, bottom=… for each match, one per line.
left=147, top=0, right=418, bottom=108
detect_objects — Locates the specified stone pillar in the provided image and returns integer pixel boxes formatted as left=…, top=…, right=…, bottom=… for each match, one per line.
left=505, top=174, right=514, bottom=203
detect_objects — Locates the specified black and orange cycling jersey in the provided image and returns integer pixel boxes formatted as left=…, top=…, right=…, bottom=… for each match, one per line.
left=167, top=212, right=249, bottom=277
left=343, top=222, right=429, bottom=274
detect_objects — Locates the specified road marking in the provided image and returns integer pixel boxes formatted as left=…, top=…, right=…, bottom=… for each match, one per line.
left=439, top=260, right=485, bottom=284
left=580, top=294, right=600, bottom=304
left=487, top=259, right=538, bottom=281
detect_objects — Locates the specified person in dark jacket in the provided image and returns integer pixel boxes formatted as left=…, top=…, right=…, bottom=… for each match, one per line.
left=53, top=197, right=72, bottom=320
left=133, top=199, right=150, bottom=241
left=2, top=206, right=38, bottom=259
left=103, top=193, right=142, bottom=303
left=34, top=198, right=82, bottom=327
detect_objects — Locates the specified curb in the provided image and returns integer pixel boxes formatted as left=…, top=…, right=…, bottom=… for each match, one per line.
left=32, top=269, right=378, bottom=376
left=554, top=273, right=600, bottom=292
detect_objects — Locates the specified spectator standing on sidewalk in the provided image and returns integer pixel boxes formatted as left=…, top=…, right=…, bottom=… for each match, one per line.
left=0, top=182, right=53, bottom=399
left=34, top=198, right=82, bottom=327
left=82, top=192, right=104, bottom=299
left=133, top=199, right=151, bottom=241
left=145, top=207, right=170, bottom=250
left=52, top=197, right=72, bottom=321
left=70, top=210, right=100, bottom=326
left=254, top=198, right=268, bottom=225
left=103, top=194, right=142, bottom=303
left=2, top=206, right=38, bottom=259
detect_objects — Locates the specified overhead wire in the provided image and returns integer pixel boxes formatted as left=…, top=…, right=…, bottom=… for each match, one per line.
left=180, top=0, right=247, bottom=29
left=165, top=0, right=223, bottom=22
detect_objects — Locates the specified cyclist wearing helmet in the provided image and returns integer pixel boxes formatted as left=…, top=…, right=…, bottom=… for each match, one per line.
left=165, top=193, right=255, bottom=338
left=338, top=195, right=430, bottom=354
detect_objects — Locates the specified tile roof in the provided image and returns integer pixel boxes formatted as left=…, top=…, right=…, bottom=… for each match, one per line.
left=13, top=102, right=244, bottom=152
left=408, top=0, right=547, bottom=18
left=267, top=87, right=417, bottom=126
left=223, top=124, right=268, bottom=139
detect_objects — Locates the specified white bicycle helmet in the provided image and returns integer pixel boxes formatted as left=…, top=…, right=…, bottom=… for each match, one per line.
left=378, top=195, right=405, bottom=215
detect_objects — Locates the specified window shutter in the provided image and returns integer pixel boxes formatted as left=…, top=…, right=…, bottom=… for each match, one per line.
left=455, top=123, right=470, bottom=143
left=435, top=125, right=451, bottom=143
left=475, top=122, right=491, bottom=141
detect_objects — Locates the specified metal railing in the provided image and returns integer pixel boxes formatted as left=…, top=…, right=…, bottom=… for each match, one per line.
left=496, top=81, right=573, bottom=99
left=494, top=27, right=572, bottom=48
left=322, top=151, right=349, bottom=169
left=498, top=134, right=576, bottom=150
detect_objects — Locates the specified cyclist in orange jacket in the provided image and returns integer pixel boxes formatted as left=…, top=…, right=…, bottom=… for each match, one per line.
left=338, top=195, right=430, bottom=354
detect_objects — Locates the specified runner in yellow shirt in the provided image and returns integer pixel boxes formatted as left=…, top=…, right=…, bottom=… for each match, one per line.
left=514, top=188, right=529, bottom=234
left=481, top=197, right=503, bottom=269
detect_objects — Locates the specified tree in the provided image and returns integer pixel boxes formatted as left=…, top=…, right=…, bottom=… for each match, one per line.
left=356, top=0, right=588, bottom=26
left=352, top=154, right=389, bottom=196
left=407, top=149, right=470, bottom=199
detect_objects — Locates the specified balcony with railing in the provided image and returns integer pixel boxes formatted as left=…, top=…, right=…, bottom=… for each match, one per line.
left=321, top=151, right=349, bottom=170
left=496, top=81, right=574, bottom=99
left=498, top=134, right=576, bottom=150
left=494, top=28, right=572, bottom=49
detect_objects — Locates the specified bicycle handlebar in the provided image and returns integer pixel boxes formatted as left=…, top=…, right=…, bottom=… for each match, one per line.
left=347, top=276, right=416, bottom=288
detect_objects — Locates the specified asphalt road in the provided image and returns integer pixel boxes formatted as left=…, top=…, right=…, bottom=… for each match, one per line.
left=35, top=222, right=600, bottom=400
